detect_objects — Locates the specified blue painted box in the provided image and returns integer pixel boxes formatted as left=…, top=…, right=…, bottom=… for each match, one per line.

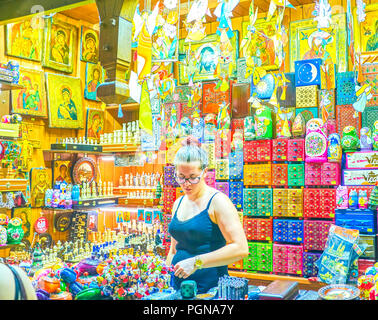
left=335, top=209, right=376, bottom=235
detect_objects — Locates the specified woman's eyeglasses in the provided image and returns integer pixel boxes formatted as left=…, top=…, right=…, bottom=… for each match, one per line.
left=174, top=169, right=205, bottom=185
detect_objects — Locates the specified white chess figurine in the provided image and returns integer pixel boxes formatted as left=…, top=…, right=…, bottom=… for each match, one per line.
left=100, top=134, right=104, bottom=145
left=103, top=181, right=107, bottom=196
left=107, top=182, right=111, bottom=196
left=110, top=182, right=113, bottom=195
left=98, top=180, right=103, bottom=197
left=91, top=182, right=97, bottom=198
left=119, top=176, right=124, bottom=187
left=125, top=174, right=129, bottom=187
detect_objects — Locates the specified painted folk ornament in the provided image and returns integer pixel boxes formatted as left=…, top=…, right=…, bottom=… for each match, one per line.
left=305, top=118, right=328, bottom=163
left=373, top=121, right=378, bottom=151
left=336, top=185, right=349, bottom=209
left=292, top=113, right=306, bottom=137
left=244, top=116, right=256, bottom=141
left=341, top=126, right=360, bottom=152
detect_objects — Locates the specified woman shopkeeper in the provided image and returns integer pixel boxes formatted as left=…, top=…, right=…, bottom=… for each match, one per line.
left=167, top=136, right=249, bottom=294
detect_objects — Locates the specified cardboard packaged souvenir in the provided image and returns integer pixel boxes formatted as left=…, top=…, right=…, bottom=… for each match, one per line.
left=253, top=106, right=273, bottom=140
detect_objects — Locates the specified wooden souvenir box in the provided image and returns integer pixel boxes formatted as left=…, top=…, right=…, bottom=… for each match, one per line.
left=295, top=85, right=318, bottom=108
left=243, top=242, right=273, bottom=273
left=303, top=220, right=331, bottom=251
left=229, top=181, right=243, bottom=210
left=273, top=219, right=304, bottom=244
left=243, top=217, right=273, bottom=241
left=273, top=244, right=303, bottom=276
left=336, top=72, right=357, bottom=105
left=302, top=252, right=321, bottom=278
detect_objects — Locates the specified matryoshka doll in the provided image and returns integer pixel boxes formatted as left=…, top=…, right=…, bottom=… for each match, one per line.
left=292, top=113, right=306, bottom=138
left=360, top=127, right=373, bottom=151
left=254, top=106, right=273, bottom=140
left=372, top=120, right=378, bottom=151
left=305, top=118, right=328, bottom=163
left=0, top=226, right=6, bottom=246
left=244, top=116, right=256, bottom=141
left=0, top=213, right=8, bottom=227
left=341, top=126, right=360, bottom=153
left=6, top=217, right=24, bottom=244
left=327, top=133, right=342, bottom=163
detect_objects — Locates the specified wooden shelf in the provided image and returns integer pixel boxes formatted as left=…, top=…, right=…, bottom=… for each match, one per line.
left=101, top=143, right=140, bottom=153
left=106, top=103, right=139, bottom=112
left=44, top=149, right=106, bottom=156
left=228, top=270, right=327, bottom=291
left=0, top=81, right=24, bottom=91
left=0, top=179, right=28, bottom=192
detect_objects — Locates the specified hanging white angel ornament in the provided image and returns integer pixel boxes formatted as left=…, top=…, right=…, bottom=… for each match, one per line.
left=213, top=0, right=240, bottom=39
left=312, top=0, right=332, bottom=29
left=353, top=83, right=373, bottom=118
left=184, top=0, right=212, bottom=42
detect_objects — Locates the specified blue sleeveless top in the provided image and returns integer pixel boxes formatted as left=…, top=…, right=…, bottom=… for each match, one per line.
left=168, top=192, right=228, bottom=294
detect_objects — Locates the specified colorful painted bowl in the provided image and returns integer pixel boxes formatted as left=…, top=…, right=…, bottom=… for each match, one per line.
left=318, top=284, right=360, bottom=300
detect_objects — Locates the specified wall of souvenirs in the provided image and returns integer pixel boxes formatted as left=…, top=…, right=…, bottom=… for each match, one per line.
left=0, top=0, right=377, bottom=300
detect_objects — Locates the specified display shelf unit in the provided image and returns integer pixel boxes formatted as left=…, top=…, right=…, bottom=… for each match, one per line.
left=101, top=143, right=140, bottom=153
left=228, top=270, right=327, bottom=291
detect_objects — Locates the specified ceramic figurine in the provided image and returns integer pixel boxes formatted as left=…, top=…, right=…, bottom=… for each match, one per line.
left=231, top=131, right=243, bottom=152
left=180, top=116, right=192, bottom=137
left=254, top=106, right=273, bottom=140
left=372, top=121, right=378, bottom=151
left=217, top=102, right=231, bottom=131
left=6, top=217, right=24, bottom=244
left=244, top=116, right=256, bottom=141
left=327, top=133, right=342, bottom=163
left=204, top=114, right=217, bottom=143
left=360, top=127, right=373, bottom=151
left=292, top=113, right=306, bottom=138
left=192, top=107, right=204, bottom=143
left=348, top=189, right=359, bottom=209
left=336, top=186, right=349, bottom=209
left=341, top=126, right=360, bottom=152
left=0, top=226, right=7, bottom=245
left=358, top=190, right=368, bottom=209
left=305, top=118, right=328, bottom=163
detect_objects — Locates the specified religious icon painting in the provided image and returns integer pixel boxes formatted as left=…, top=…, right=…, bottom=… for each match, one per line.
left=289, top=14, right=347, bottom=73
left=53, top=160, right=72, bottom=186
left=11, top=67, right=47, bottom=117
left=353, top=4, right=378, bottom=57
left=42, top=17, right=77, bottom=73
left=84, top=63, right=105, bottom=101
left=30, top=168, right=52, bottom=208
left=45, top=72, right=84, bottom=129
left=11, top=207, right=31, bottom=239
left=5, top=17, right=44, bottom=62
left=85, top=108, right=104, bottom=142
left=241, top=18, right=280, bottom=71
left=178, top=32, right=239, bottom=85
left=80, top=26, right=99, bottom=63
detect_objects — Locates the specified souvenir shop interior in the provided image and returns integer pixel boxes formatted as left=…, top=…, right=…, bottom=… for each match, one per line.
left=0, top=0, right=377, bottom=301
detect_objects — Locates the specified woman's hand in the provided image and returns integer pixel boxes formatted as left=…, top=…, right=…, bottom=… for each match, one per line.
left=174, top=257, right=197, bottom=279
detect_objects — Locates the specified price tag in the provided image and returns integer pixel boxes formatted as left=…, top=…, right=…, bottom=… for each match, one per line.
left=297, top=237, right=302, bottom=242
left=282, top=156, right=286, bottom=160
left=329, top=213, right=334, bottom=218
left=297, top=158, right=302, bottom=161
